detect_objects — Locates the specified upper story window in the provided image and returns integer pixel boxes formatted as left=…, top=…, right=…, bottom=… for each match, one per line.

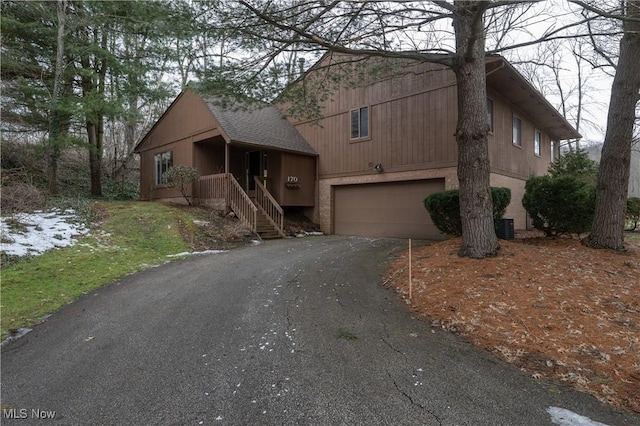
left=486, top=98, right=494, bottom=133
left=350, top=106, right=369, bottom=139
left=551, top=141, right=556, bottom=162
left=154, top=150, right=173, bottom=185
left=512, top=115, right=522, bottom=147
left=534, top=130, right=541, bottom=156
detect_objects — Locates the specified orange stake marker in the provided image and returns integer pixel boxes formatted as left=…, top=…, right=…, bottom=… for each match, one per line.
left=409, top=238, right=412, bottom=301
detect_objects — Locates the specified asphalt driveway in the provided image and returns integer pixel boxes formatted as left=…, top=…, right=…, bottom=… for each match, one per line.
left=1, top=236, right=637, bottom=425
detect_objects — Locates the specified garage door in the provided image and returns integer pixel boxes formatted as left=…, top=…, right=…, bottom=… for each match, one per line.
left=334, top=179, right=445, bottom=239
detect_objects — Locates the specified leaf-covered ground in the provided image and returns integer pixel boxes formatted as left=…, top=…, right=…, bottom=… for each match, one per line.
left=386, top=234, right=640, bottom=414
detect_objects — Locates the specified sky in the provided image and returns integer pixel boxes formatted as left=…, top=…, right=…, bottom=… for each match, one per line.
left=494, top=1, right=617, bottom=146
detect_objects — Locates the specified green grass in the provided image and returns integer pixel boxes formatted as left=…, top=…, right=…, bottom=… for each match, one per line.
left=1, top=201, right=191, bottom=337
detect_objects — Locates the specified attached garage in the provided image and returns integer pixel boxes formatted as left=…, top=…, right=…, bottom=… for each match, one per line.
left=333, top=179, right=445, bottom=240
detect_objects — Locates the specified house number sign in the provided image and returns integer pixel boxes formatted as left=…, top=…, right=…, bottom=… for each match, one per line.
left=286, top=176, right=300, bottom=189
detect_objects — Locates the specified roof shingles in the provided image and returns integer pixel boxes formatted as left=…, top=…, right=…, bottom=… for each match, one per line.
left=204, top=99, right=317, bottom=155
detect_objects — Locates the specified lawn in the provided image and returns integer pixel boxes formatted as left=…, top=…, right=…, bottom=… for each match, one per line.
left=0, top=201, right=253, bottom=337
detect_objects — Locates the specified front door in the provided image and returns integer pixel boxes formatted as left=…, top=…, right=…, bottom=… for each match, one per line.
left=246, top=151, right=262, bottom=191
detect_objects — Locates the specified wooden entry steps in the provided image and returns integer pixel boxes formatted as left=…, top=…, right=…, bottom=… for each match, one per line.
left=197, top=173, right=286, bottom=240
left=252, top=176, right=286, bottom=240
left=255, top=209, right=282, bottom=239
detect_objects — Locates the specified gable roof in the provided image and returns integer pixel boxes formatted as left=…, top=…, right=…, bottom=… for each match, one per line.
left=203, top=98, right=317, bottom=155
left=134, top=90, right=316, bottom=156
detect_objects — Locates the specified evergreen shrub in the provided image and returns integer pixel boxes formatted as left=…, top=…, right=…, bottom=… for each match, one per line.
left=626, top=197, right=640, bottom=231
left=522, top=175, right=595, bottom=236
left=424, top=187, right=512, bottom=236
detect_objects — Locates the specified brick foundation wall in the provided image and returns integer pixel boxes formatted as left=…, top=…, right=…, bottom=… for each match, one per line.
left=489, top=173, right=528, bottom=230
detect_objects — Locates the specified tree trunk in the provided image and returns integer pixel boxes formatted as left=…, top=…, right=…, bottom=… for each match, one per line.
left=81, top=24, right=108, bottom=197
left=452, top=1, right=498, bottom=258
left=586, top=1, right=640, bottom=250
left=48, top=0, right=67, bottom=196
left=87, top=121, right=102, bottom=196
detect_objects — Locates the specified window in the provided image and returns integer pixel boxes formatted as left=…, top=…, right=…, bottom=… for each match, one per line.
left=534, top=130, right=541, bottom=156
left=486, top=98, right=494, bottom=133
left=551, top=141, right=556, bottom=162
left=350, top=106, right=369, bottom=139
left=154, top=151, right=173, bottom=185
left=512, top=116, right=522, bottom=147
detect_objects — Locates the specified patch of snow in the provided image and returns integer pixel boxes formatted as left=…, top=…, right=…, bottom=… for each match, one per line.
left=1, top=327, right=33, bottom=346
left=166, top=249, right=227, bottom=258
left=1, top=210, right=89, bottom=257
left=295, top=231, right=324, bottom=238
left=547, top=407, right=609, bottom=426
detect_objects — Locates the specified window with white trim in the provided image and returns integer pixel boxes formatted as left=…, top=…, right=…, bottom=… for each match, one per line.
left=512, top=115, right=522, bottom=147
left=350, top=106, right=369, bottom=139
left=551, top=141, right=556, bottom=162
left=534, top=130, right=541, bottom=156
left=154, top=151, right=173, bottom=185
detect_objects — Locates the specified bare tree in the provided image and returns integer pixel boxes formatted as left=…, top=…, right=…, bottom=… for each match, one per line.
left=508, top=37, right=606, bottom=151
left=575, top=0, right=640, bottom=250
left=210, top=0, right=587, bottom=258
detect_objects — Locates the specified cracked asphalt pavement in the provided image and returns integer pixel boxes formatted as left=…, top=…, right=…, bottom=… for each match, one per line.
left=2, top=236, right=637, bottom=425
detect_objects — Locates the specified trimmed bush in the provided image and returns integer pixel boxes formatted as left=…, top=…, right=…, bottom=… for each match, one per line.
left=491, top=187, right=512, bottom=227
left=522, top=175, right=595, bottom=236
left=424, top=189, right=461, bottom=236
left=626, top=197, right=640, bottom=231
left=424, top=187, right=511, bottom=236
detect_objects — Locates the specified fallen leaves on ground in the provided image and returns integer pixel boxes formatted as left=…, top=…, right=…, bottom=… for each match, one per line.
left=386, top=235, right=640, bottom=414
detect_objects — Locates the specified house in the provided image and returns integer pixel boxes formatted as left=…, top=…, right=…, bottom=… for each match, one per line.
left=133, top=91, right=318, bottom=239
left=134, top=54, right=580, bottom=240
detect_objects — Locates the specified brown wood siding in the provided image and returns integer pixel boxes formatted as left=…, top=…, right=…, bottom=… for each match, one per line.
left=280, top=153, right=316, bottom=206
left=288, top=57, right=562, bottom=184
left=333, top=179, right=445, bottom=239
left=266, top=151, right=283, bottom=202
left=194, top=139, right=226, bottom=176
left=262, top=151, right=316, bottom=207
left=142, top=141, right=194, bottom=200
left=137, top=91, right=221, bottom=154
left=137, top=91, right=224, bottom=200
left=293, top=61, right=459, bottom=178
left=487, top=88, right=554, bottom=179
